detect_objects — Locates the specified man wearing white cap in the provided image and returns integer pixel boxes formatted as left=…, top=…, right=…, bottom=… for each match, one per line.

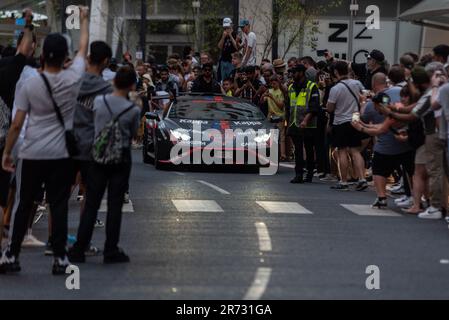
left=218, top=17, right=238, bottom=81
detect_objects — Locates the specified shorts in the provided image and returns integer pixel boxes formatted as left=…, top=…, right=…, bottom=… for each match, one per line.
left=372, top=151, right=415, bottom=178
left=415, top=145, right=427, bottom=165
left=331, top=121, right=362, bottom=148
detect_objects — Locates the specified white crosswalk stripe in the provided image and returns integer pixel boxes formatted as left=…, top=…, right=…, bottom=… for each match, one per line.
left=341, top=204, right=402, bottom=217
left=256, top=201, right=313, bottom=214
left=99, top=200, right=134, bottom=213
left=172, top=200, right=224, bottom=212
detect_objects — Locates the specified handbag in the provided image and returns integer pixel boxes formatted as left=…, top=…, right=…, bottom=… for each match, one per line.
left=40, top=74, right=80, bottom=157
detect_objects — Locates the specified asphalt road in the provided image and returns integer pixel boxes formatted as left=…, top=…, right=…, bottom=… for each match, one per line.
left=1, top=150, right=449, bottom=299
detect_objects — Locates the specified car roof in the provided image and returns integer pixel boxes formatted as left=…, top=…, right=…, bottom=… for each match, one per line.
left=175, top=93, right=252, bottom=104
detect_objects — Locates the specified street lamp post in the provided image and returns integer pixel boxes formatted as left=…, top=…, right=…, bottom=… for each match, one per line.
left=140, top=0, right=147, bottom=61
left=192, top=0, right=201, bottom=53
left=61, top=0, right=66, bottom=33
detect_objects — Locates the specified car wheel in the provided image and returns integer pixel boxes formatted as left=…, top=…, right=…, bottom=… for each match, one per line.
left=154, top=140, right=169, bottom=170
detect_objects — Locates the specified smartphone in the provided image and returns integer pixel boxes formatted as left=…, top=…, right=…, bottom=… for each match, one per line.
left=317, top=49, right=327, bottom=57
left=352, top=112, right=360, bottom=122
left=381, top=95, right=391, bottom=107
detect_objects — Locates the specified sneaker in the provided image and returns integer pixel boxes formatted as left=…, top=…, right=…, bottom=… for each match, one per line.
left=52, top=256, right=70, bottom=275
left=395, top=197, right=413, bottom=209
left=22, top=233, right=46, bottom=248
left=347, top=178, right=359, bottom=185
left=68, top=247, right=85, bottom=263
left=94, top=219, right=105, bottom=228
left=418, top=206, right=443, bottom=220
left=372, top=198, right=388, bottom=209
left=104, top=248, right=130, bottom=264
left=44, top=242, right=53, bottom=256
left=290, top=176, right=304, bottom=184
left=304, top=174, right=314, bottom=183
left=331, top=183, right=349, bottom=191
left=85, top=245, right=101, bottom=257
left=394, top=195, right=408, bottom=204
left=76, top=195, right=84, bottom=202
left=389, top=183, right=405, bottom=195
left=0, top=253, right=21, bottom=274
left=387, top=182, right=402, bottom=192
left=445, top=216, right=449, bottom=224
left=320, top=174, right=338, bottom=182
left=356, top=180, right=368, bottom=192
left=124, top=192, right=130, bottom=204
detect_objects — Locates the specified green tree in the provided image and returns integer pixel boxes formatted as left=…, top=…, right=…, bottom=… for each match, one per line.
left=241, top=0, right=342, bottom=59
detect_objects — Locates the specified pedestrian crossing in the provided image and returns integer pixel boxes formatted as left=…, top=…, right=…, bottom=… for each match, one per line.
left=256, top=201, right=312, bottom=214
left=166, top=199, right=407, bottom=217
left=83, top=197, right=406, bottom=217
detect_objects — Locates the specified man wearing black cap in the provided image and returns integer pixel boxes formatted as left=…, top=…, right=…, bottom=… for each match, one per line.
left=286, top=64, right=320, bottom=183
left=191, top=63, right=222, bottom=94
left=365, top=49, right=388, bottom=90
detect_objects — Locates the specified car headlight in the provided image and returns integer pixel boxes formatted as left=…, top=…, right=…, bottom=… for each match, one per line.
left=170, top=129, right=191, bottom=141
left=254, top=133, right=271, bottom=143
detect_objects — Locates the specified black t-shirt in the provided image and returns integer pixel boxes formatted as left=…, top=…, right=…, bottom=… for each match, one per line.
left=191, top=76, right=222, bottom=94
left=0, top=53, right=28, bottom=110
left=221, top=32, right=237, bottom=62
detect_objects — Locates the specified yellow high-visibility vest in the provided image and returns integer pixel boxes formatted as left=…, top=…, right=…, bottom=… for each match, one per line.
left=288, top=81, right=317, bottom=128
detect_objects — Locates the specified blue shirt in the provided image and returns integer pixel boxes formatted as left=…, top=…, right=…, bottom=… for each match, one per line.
left=362, top=87, right=412, bottom=155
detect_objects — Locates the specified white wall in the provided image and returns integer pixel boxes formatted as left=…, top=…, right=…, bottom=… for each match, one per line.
left=421, top=26, right=449, bottom=56
left=90, top=0, right=109, bottom=42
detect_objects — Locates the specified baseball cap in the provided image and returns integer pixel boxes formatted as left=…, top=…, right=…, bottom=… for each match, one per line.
left=223, top=17, right=232, bottom=27
left=239, top=19, right=250, bottom=27
left=366, top=49, right=385, bottom=63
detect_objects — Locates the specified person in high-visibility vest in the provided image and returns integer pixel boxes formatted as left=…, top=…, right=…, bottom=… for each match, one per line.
left=286, top=64, right=320, bottom=184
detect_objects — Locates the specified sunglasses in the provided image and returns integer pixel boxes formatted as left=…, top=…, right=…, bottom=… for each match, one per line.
left=203, top=69, right=212, bottom=72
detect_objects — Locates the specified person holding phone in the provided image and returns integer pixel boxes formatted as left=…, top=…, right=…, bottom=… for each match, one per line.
left=352, top=73, right=414, bottom=209
left=218, top=18, right=238, bottom=82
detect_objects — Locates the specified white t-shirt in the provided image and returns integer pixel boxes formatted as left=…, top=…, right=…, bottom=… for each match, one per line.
left=328, top=79, right=364, bottom=125
left=242, top=31, right=257, bottom=66
left=12, top=66, right=39, bottom=159
left=15, top=56, right=86, bottom=159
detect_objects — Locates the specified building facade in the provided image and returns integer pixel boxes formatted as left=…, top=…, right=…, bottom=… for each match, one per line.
left=1, top=0, right=448, bottom=65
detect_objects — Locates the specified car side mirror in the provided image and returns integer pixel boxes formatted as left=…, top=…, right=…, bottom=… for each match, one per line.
left=145, top=112, right=160, bottom=121
left=270, top=116, right=282, bottom=123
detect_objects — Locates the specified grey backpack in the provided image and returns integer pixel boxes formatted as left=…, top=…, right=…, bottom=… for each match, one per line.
left=92, top=95, right=134, bottom=165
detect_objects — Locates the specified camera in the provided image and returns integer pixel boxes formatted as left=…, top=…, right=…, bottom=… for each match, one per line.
left=372, top=92, right=391, bottom=106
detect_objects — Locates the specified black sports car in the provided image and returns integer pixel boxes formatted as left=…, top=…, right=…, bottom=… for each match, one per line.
left=143, top=94, right=281, bottom=170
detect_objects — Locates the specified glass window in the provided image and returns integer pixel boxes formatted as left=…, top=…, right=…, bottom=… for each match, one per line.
left=169, top=99, right=266, bottom=121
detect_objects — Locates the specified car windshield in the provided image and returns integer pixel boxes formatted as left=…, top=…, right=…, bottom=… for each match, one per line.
left=168, top=98, right=266, bottom=121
